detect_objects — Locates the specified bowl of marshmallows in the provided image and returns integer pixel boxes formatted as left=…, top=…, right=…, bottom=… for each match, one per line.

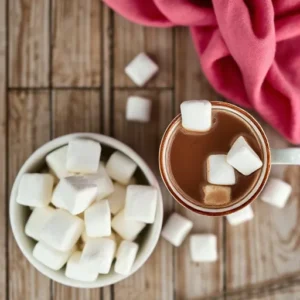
left=9, top=132, right=163, bottom=288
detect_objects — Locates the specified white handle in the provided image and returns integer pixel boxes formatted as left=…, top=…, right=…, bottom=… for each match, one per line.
left=271, top=148, right=300, bottom=165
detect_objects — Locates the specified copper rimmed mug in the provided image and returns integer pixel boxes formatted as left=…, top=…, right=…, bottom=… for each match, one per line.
left=159, top=101, right=300, bottom=216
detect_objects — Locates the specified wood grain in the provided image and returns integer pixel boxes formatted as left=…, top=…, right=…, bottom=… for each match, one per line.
left=9, top=0, right=49, bottom=87
left=174, top=27, right=224, bottom=299
left=113, top=15, right=173, bottom=88
left=51, top=89, right=101, bottom=300
left=52, top=0, right=101, bottom=87
left=8, top=91, right=51, bottom=300
left=112, top=89, right=174, bottom=300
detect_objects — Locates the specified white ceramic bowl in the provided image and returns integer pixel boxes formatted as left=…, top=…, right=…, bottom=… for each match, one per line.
left=9, top=133, right=163, bottom=288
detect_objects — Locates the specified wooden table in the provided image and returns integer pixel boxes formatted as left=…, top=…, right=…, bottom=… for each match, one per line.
left=1, top=1, right=300, bottom=299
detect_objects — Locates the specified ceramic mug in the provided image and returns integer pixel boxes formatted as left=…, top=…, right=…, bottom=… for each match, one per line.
left=159, top=101, right=300, bottom=216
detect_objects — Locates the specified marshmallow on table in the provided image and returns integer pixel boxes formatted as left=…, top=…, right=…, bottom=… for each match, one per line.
left=207, top=155, right=236, bottom=185
left=180, top=100, right=212, bottom=132
left=115, top=241, right=139, bottom=275
left=66, top=251, right=98, bottom=282
left=112, top=210, right=146, bottom=241
left=66, top=139, right=101, bottom=174
left=226, top=205, right=254, bottom=226
left=16, top=173, right=54, bottom=207
left=40, top=209, right=84, bottom=252
left=203, top=185, right=231, bottom=206
left=106, top=151, right=137, bottom=185
left=126, top=96, right=152, bottom=123
left=46, top=146, right=70, bottom=179
left=260, top=178, right=292, bottom=208
left=25, top=206, right=55, bottom=241
left=53, top=176, right=98, bottom=215
left=227, top=136, right=262, bottom=176
left=107, top=182, right=126, bottom=215
left=81, top=238, right=116, bottom=274
left=84, top=200, right=111, bottom=237
left=124, top=185, right=158, bottom=224
left=125, top=53, right=158, bottom=86
left=190, top=234, right=217, bottom=262
left=161, top=213, right=193, bottom=247
left=33, top=242, right=75, bottom=271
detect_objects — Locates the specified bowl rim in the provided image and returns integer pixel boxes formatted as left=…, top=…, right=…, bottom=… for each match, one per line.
left=9, top=132, right=164, bottom=288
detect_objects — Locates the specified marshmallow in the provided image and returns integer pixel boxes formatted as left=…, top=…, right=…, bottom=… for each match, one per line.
left=203, top=185, right=231, bottom=206
left=25, top=206, right=55, bottom=241
left=126, top=96, right=152, bottom=123
left=53, top=176, right=98, bottom=215
left=161, top=213, right=193, bottom=247
left=66, top=139, right=101, bottom=174
left=51, top=184, right=68, bottom=209
left=16, top=174, right=54, bottom=207
left=125, top=53, right=158, bottom=86
left=33, top=242, right=75, bottom=271
left=66, top=251, right=98, bottom=282
left=227, top=136, right=263, bottom=176
left=81, top=229, right=118, bottom=244
left=115, top=241, right=139, bottom=275
left=81, top=238, right=116, bottom=274
left=190, top=234, right=217, bottom=262
left=260, top=178, right=292, bottom=208
left=207, top=155, right=236, bottom=185
left=106, top=151, right=137, bottom=185
left=46, top=146, right=70, bottom=179
left=84, top=200, right=111, bottom=237
left=112, top=210, right=146, bottom=241
left=226, top=205, right=254, bottom=226
left=40, top=209, right=84, bottom=251
left=107, top=183, right=126, bottom=215
left=124, top=185, right=158, bottom=224
left=180, top=100, right=212, bottom=132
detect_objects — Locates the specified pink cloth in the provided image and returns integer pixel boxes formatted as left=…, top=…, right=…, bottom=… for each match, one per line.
left=104, top=0, right=300, bottom=144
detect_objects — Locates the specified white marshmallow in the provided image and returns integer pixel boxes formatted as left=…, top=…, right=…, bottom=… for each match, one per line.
left=106, top=151, right=137, bottom=185
left=203, top=185, right=231, bottom=206
left=107, top=183, right=126, bottom=215
left=81, top=229, right=118, bottom=244
left=53, top=176, right=98, bottom=215
left=81, top=238, right=116, bottom=274
left=207, top=155, right=236, bottom=185
left=161, top=213, right=193, bottom=247
left=40, top=209, right=84, bottom=251
left=112, top=210, right=146, bottom=241
left=180, top=100, right=212, bottom=132
left=190, top=234, right=217, bottom=262
left=125, top=53, right=158, bottom=87
left=25, top=206, right=55, bottom=241
left=46, top=146, right=70, bottom=179
left=126, top=96, right=152, bottom=123
left=227, top=136, right=263, bottom=176
left=84, top=200, right=111, bottom=237
left=66, top=139, right=101, bottom=174
left=260, top=178, right=292, bottom=208
left=124, top=185, right=158, bottom=224
left=33, top=242, right=75, bottom=271
left=16, top=174, right=54, bottom=207
left=226, top=205, right=254, bottom=226
left=66, top=251, right=98, bottom=282
left=115, top=241, right=139, bottom=275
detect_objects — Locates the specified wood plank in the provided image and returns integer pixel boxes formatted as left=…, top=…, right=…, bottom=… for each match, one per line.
left=113, top=15, right=173, bottom=88
left=112, top=89, right=174, bottom=300
left=9, top=0, right=49, bottom=87
left=226, top=117, right=300, bottom=290
left=174, top=27, right=224, bottom=298
left=52, top=0, right=101, bottom=87
left=8, top=90, right=51, bottom=300
left=0, top=0, right=6, bottom=297
left=51, top=89, right=101, bottom=300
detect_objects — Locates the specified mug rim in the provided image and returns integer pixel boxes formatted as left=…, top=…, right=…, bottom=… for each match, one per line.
left=159, top=101, right=271, bottom=216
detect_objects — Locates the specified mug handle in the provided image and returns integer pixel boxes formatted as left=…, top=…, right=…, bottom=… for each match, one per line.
left=271, top=148, right=300, bottom=165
